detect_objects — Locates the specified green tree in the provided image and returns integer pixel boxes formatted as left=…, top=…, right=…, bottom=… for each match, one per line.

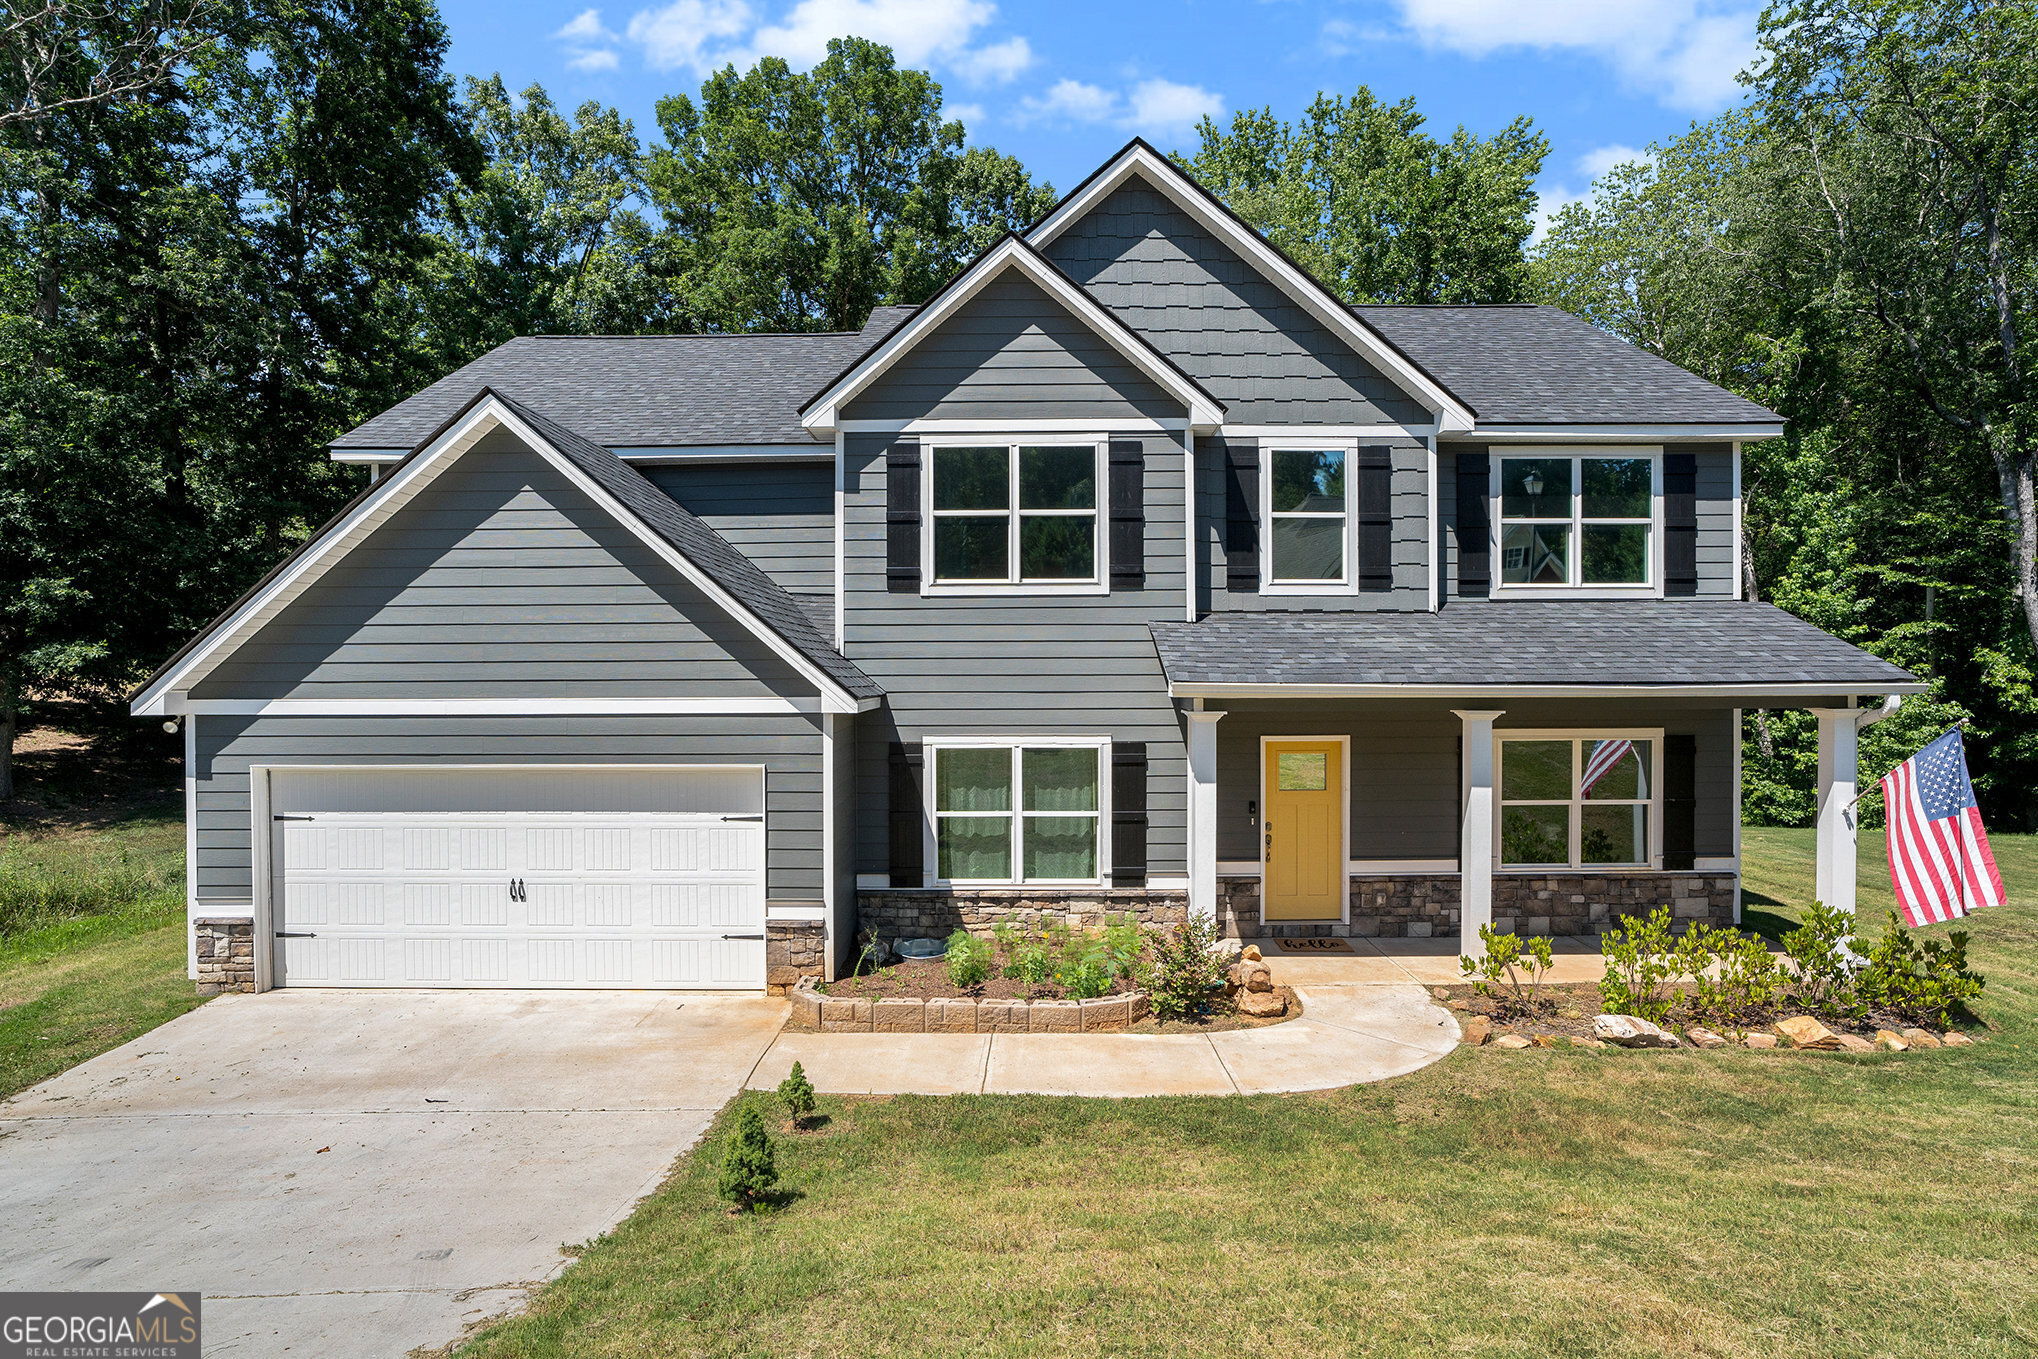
left=717, top=1102, right=778, bottom=1210
left=645, top=36, right=1052, bottom=333
left=1183, top=89, right=1548, bottom=304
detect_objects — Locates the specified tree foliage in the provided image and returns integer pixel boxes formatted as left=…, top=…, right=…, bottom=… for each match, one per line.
left=1182, top=89, right=1548, bottom=304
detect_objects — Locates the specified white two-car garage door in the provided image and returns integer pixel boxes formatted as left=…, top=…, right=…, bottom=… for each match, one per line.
left=269, top=767, right=766, bottom=989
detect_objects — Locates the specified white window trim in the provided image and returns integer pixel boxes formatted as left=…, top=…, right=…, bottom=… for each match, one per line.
left=922, top=736, right=1113, bottom=888
left=1489, top=446, right=1664, bottom=599
left=1260, top=438, right=1360, bottom=596
left=1492, top=728, right=1665, bottom=871
left=921, top=438, right=1110, bottom=597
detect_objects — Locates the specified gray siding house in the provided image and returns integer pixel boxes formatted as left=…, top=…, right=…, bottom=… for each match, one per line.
left=134, top=142, right=1920, bottom=994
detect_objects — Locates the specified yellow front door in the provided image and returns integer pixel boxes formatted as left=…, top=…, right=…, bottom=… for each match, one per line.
left=1264, top=740, right=1343, bottom=920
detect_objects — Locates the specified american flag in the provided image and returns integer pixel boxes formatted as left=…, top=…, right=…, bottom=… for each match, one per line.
left=1880, top=728, right=2005, bottom=926
left=1581, top=739, right=1634, bottom=797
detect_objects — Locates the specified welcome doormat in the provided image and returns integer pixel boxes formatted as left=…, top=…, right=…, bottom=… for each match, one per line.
left=1272, top=938, right=1354, bottom=953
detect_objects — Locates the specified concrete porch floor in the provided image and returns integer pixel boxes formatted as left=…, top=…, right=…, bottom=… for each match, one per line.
left=1257, top=935, right=1610, bottom=987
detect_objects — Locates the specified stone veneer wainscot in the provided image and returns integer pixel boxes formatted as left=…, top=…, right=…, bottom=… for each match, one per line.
left=1217, top=873, right=1735, bottom=939
left=856, top=888, right=1188, bottom=943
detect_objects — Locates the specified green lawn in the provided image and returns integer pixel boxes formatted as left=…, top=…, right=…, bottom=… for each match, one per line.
left=451, top=827, right=2038, bottom=1359
left=0, top=815, right=207, bottom=1099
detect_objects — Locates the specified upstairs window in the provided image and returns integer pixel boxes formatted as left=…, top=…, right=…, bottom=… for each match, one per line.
left=930, top=442, right=1100, bottom=586
left=1267, top=448, right=1348, bottom=585
left=1498, top=734, right=1658, bottom=869
left=1497, top=454, right=1655, bottom=589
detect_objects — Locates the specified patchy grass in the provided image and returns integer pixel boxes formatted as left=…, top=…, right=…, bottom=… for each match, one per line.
left=0, top=814, right=204, bottom=1100
left=452, top=831, right=2038, bottom=1359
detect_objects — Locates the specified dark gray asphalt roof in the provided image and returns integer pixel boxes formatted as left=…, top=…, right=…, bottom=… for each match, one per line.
left=494, top=393, right=882, bottom=702
left=333, top=307, right=919, bottom=451
left=1150, top=602, right=1917, bottom=690
left=1352, top=305, right=1781, bottom=426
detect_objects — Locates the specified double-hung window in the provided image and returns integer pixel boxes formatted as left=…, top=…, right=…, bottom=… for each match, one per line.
left=1495, top=452, right=1657, bottom=590
left=928, top=740, right=1108, bottom=884
left=930, top=441, right=1101, bottom=588
left=1265, top=447, right=1349, bottom=587
left=1497, top=734, right=1660, bottom=869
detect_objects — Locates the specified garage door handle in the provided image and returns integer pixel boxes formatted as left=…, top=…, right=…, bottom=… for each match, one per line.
left=721, top=933, right=764, bottom=940
left=276, top=931, right=317, bottom=938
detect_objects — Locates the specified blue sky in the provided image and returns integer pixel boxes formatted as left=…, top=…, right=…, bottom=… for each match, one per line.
left=433, top=0, right=1767, bottom=229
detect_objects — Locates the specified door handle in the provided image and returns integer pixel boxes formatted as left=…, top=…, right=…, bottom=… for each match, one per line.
left=509, top=879, right=526, bottom=902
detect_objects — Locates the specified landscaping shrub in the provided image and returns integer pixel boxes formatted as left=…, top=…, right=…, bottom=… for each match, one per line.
left=1100, top=914, right=1143, bottom=978
left=1855, top=910, right=1985, bottom=1028
left=1004, top=939, right=1053, bottom=985
left=1781, top=902, right=1865, bottom=1019
left=1458, top=924, right=1553, bottom=1017
left=1056, top=946, right=1115, bottom=1000
left=717, top=1104, right=778, bottom=1212
left=1139, top=915, right=1226, bottom=1021
left=777, top=1061, right=816, bottom=1130
left=1598, top=906, right=1678, bottom=1023
left=945, top=930, right=994, bottom=988
left=1676, top=924, right=1780, bottom=1032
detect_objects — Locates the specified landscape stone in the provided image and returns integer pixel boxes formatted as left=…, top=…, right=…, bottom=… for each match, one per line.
left=1242, top=962, right=1274, bottom=993
left=1029, top=1000, right=1081, bottom=1033
left=1492, top=1034, right=1533, bottom=1049
left=1901, top=1028, right=1943, bottom=1049
left=871, top=998, right=925, bottom=1034
left=1836, top=1034, right=1875, bottom=1052
left=1743, top=1032, right=1778, bottom=1049
left=1236, top=989, right=1286, bottom=1018
left=818, top=998, right=872, bottom=1033
left=1127, top=991, right=1152, bottom=1023
left=1684, top=1027, right=1728, bottom=1049
left=1531, top=1033, right=1563, bottom=1048
left=1942, top=1031, right=1975, bottom=1046
left=1432, top=987, right=1451, bottom=1001
left=1460, top=1016, right=1492, bottom=1046
left=1874, top=1029, right=1909, bottom=1051
left=977, top=999, right=1028, bottom=1033
left=788, top=983, right=823, bottom=1028
left=1593, top=1014, right=1679, bottom=1048
left=1242, top=944, right=1263, bottom=961
left=923, top=998, right=978, bottom=1034
left=1080, top=996, right=1132, bottom=1030
left=1448, top=999, right=1470, bottom=1012
left=1777, top=1015, right=1841, bottom=1050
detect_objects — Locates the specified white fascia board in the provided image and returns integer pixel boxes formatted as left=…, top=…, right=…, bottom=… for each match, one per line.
left=801, top=236, right=1224, bottom=433
left=1446, top=423, right=1787, bottom=444
left=1220, top=423, right=1435, bottom=440
left=1167, top=681, right=1931, bottom=700
left=1025, top=146, right=1475, bottom=433
left=170, top=696, right=817, bottom=716
left=138, top=397, right=863, bottom=718
left=839, top=416, right=1186, bottom=434
left=330, top=448, right=407, bottom=463
left=609, top=446, right=834, bottom=463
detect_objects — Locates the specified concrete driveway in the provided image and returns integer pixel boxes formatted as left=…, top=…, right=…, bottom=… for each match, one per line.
left=0, top=989, right=787, bottom=1358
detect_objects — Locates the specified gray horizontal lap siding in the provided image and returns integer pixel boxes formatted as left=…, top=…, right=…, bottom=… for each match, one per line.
left=1198, top=434, right=1431, bottom=611
left=1212, top=699, right=1735, bottom=863
left=644, top=462, right=834, bottom=597
left=1041, top=182, right=1428, bottom=426
left=190, top=713, right=827, bottom=904
left=842, top=429, right=1189, bottom=880
left=1442, top=443, right=1738, bottom=599
left=195, top=433, right=812, bottom=700
left=844, top=274, right=1181, bottom=422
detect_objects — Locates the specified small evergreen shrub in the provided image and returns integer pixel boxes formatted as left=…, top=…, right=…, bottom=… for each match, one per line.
left=1458, top=924, right=1553, bottom=1016
left=945, top=929, right=993, bottom=988
left=1598, top=905, right=1678, bottom=1023
left=1855, top=910, right=1985, bottom=1028
left=776, top=1061, right=816, bottom=1130
left=1676, top=924, right=1780, bottom=1031
left=1139, top=915, right=1226, bottom=1021
left=717, top=1104, right=778, bottom=1211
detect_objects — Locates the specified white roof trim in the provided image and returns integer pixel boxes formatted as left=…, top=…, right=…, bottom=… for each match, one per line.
left=1026, top=144, right=1477, bottom=434
left=167, top=696, right=818, bottom=716
left=1168, top=682, right=1929, bottom=700
left=134, top=396, right=863, bottom=717
left=1449, top=423, right=1786, bottom=443
left=800, top=236, right=1225, bottom=433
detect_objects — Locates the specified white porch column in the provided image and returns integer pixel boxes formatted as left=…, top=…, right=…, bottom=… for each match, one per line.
left=1454, top=709, right=1505, bottom=959
left=1812, top=707, right=1860, bottom=920
left=1186, top=708, right=1225, bottom=926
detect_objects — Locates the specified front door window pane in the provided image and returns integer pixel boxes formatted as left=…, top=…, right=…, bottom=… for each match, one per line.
left=935, top=518, right=1008, bottom=580
left=1501, top=524, right=1570, bottom=584
left=1582, top=458, right=1651, bottom=517
left=933, top=447, right=1008, bottom=509
left=1270, top=517, right=1344, bottom=581
left=1582, top=524, right=1648, bottom=584
left=1501, top=805, right=1570, bottom=865
left=1276, top=751, right=1327, bottom=790
left=1500, top=458, right=1572, bottom=517
left=1501, top=741, right=1571, bottom=800
left=1581, top=804, right=1649, bottom=865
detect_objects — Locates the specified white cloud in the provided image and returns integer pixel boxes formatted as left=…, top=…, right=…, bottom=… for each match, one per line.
left=1126, top=78, right=1224, bottom=134
left=951, top=35, right=1033, bottom=83
left=1390, top=0, right=1759, bottom=111
left=1576, top=143, right=1653, bottom=180
left=1320, top=17, right=1393, bottom=58
left=626, top=0, right=754, bottom=71
left=1016, top=75, right=1223, bottom=139
left=553, top=7, right=624, bottom=71
left=946, top=101, right=986, bottom=127
left=1018, top=78, right=1118, bottom=124
left=1530, top=185, right=1590, bottom=243
left=1530, top=146, right=1657, bottom=244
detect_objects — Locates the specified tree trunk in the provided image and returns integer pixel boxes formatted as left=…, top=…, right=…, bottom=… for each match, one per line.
left=1988, top=423, right=2038, bottom=658
left=0, top=689, right=15, bottom=805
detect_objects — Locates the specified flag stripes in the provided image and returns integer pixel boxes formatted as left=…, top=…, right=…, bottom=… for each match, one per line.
left=1879, top=728, right=2005, bottom=927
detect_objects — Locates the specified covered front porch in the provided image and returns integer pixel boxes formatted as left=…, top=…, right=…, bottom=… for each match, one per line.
left=1154, top=603, right=1926, bottom=958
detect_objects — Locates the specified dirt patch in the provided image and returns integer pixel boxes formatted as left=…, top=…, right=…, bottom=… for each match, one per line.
left=3, top=702, right=182, bottom=834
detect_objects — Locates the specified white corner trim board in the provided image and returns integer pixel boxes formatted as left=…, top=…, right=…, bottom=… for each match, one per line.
left=167, top=697, right=819, bottom=717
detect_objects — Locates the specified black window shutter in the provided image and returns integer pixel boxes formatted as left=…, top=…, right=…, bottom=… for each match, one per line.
left=888, top=741, right=924, bottom=887
left=886, top=438, right=921, bottom=593
left=1108, top=439, right=1145, bottom=589
left=1111, top=742, right=1148, bottom=887
left=1454, top=451, right=1490, bottom=598
left=1664, top=452, right=1697, bottom=596
left=1357, top=445, right=1393, bottom=592
left=1664, top=733, right=1697, bottom=870
left=1225, top=440, right=1260, bottom=590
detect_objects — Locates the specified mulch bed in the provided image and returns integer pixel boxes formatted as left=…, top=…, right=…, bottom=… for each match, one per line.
left=810, top=959, right=1301, bottom=1033
left=1436, top=981, right=1985, bottom=1044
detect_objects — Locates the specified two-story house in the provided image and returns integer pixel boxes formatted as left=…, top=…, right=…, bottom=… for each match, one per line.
left=133, top=142, right=1921, bottom=995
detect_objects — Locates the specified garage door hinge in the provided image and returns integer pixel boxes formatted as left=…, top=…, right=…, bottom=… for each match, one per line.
left=720, top=814, right=763, bottom=822
left=272, top=814, right=314, bottom=821
left=275, top=931, right=317, bottom=938
left=721, top=933, right=765, bottom=940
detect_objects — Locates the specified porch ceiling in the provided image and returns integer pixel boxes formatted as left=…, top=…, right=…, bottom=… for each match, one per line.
left=1150, top=601, right=1923, bottom=699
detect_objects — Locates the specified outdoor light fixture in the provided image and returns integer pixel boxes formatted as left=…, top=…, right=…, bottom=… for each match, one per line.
left=1523, top=471, right=1544, bottom=497
left=162, top=719, right=180, bottom=734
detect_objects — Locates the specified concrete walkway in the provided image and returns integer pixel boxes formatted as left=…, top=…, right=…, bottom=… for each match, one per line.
left=747, top=982, right=1460, bottom=1098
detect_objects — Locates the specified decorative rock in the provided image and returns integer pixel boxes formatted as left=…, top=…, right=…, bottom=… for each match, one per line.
left=1874, top=1030, right=1909, bottom=1051
left=1942, top=1031, right=1974, bottom=1046
left=818, top=998, right=872, bottom=1033
left=1432, top=987, right=1451, bottom=1002
left=1777, top=1015, right=1841, bottom=1050
left=871, top=998, right=925, bottom=1034
left=1743, top=1032, right=1778, bottom=1049
left=1447, top=999, right=1471, bottom=1012
left=923, top=998, right=978, bottom=1034
left=1460, top=1016, right=1492, bottom=1046
left=1593, top=1014, right=1680, bottom=1048
left=1236, top=988, right=1287, bottom=1018
left=1531, top=1033, right=1564, bottom=1048
left=1684, top=1027, right=1728, bottom=1049
left=1209, top=937, right=1244, bottom=962
left=1242, top=944, right=1263, bottom=961
left=1466, top=996, right=1497, bottom=1016
left=1029, top=1000, right=1081, bottom=1033
left=1836, top=1034, right=1875, bottom=1052
left=1492, top=1034, right=1533, bottom=1049
left=1242, top=962, right=1274, bottom=993
left=977, top=999, right=1028, bottom=1033
left=1080, top=995, right=1133, bottom=1030
left=1577, top=1038, right=1608, bottom=1049
left=1902, top=1028, right=1943, bottom=1049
